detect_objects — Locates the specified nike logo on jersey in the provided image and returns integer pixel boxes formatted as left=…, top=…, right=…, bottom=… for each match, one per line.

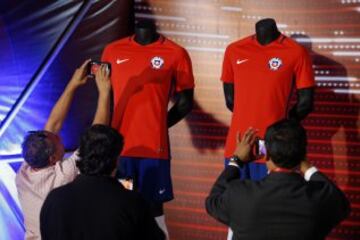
left=159, top=188, right=166, bottom=195
left=236, top=59, right=248, bottom=65
left=116, top=58, right=129, bottom=64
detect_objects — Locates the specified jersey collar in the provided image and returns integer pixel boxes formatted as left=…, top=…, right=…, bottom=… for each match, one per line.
left=252, top=34, right=286, bottom=48
left=129, top=34, right=165, bottom=47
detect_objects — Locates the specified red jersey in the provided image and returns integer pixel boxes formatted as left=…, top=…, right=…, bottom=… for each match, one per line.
left=102, top=35, right=194, bottom=159
left=221, top=35, right=315, bottom=158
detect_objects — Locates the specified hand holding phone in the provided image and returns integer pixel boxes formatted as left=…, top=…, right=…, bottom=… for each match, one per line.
left=88, top=61, right=111, bottom=76
left=233, top=128, right=258, bottom=162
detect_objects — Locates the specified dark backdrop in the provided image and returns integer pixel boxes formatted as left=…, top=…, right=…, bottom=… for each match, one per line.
left=0, top=0, right=134, bottom=155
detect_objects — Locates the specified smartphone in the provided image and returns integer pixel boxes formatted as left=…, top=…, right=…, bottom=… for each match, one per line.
left=256, top=139, right=266, bottom=156
left=88, top=61, right=111, bottom=76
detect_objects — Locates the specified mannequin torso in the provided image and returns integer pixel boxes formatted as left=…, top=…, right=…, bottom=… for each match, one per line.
left=223, top=18, right=313, bottom=121
left=131, top=20, right=194, bottom=127
left=103, top=20, right=194, bottom=225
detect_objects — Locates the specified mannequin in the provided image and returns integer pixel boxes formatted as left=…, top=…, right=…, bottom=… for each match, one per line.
left=223, top=18, right=314, bottom=121
left=115, top=20, right=194, bottom=239
left=221, top=18, right=315, bottom=240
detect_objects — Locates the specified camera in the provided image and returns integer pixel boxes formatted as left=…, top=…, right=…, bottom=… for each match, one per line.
left=88, top=61, right=111, bottom=76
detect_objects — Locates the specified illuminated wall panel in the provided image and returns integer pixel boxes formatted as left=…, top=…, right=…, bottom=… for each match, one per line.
left=134, top=1, right=360, bottom=239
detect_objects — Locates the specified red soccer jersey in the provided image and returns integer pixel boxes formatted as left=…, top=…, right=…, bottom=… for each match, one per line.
left=102, top=35, right=194, bottom=159
left=221, top=34, right=315, bottom=158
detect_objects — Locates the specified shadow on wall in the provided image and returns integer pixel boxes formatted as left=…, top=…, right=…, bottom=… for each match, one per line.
left=292, top=34, right=359, bottom=186
left=184, top=100, right=228, bottom=154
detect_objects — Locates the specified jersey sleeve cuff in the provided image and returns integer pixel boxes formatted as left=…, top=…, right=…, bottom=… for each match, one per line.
left=296, top=82, right=315, bottom=89
left=220, top=78, right=234, bottom=83
left=228, top=162, right=240, bottom=168
left=304, top=166, right=318, bottom=181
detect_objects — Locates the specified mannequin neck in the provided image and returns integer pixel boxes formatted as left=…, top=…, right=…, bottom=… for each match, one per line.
left=134, top=26, right=160, bottom=46
left=255, top=18, right=281, bottom=46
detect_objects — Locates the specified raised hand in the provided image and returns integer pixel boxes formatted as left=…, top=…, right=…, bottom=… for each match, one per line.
left=68, top=59, right=91, bottom=89
left=95, top=64, right=111, bottom=94
left=233, top=127, right=258, bottom=162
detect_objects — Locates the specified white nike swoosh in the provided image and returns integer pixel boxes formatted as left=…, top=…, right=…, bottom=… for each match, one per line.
left=236, top=59, right=248, bottom=64
left=159, top=189, right=166, bottom=194
left=116, top=58, right=129, bottom=64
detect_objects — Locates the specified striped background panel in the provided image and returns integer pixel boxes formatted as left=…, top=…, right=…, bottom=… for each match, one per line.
left=135, top=1, right=360, bottom=239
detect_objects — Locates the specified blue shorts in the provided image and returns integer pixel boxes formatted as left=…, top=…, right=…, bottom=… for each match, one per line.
left=117, top=157, right=174, bottom=203
left=224, top=159, right=268, bottom=180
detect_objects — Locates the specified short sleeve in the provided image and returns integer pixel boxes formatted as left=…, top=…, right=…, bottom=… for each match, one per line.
left=54, top=151, right=79, bottom=185
left=221, top=46, right=234, bottom=83
left=174, top=48, right=195, bottom=92
left=294, top=47, right=315, bottom=89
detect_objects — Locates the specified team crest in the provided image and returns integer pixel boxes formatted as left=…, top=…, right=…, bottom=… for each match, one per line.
left=268, top=57, right=282, bottom=71
left=151, top=56, right=164, bottom=69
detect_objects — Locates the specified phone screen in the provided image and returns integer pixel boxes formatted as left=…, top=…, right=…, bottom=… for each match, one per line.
left=88, top=61, right=111, bottom=76
left=257, top=139, right=266, bottom=156
left=90, top=63, right=100, bottom=75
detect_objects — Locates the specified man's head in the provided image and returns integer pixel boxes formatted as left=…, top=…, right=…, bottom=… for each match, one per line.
left=22, top=131, right=65, bottom=169
left=77, top=124, right=123, bottom=176
left=264, top=119, right=307, bottom=169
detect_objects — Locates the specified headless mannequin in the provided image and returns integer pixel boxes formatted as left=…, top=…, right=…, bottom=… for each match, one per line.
left=134, top=21, right=194, bottom=128
left=224, top=18, right=314, bottom=240
left=132, top=21, right=193, bottom=239
left=223, top=18, right=314, bottom=121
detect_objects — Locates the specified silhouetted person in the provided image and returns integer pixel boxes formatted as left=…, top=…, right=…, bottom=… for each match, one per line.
left=16, top=61, right=111, bottom=240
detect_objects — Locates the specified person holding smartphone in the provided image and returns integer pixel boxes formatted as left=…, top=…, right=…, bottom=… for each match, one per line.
left=16, top=61, right=111, bottom=240
left=206, top=119, right=350, bottom=240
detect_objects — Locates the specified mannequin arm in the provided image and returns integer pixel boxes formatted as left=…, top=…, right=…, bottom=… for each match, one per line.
left=288, top=88, right=315, bottom=121
left=223, top=83, right=234, bottom=112
left=167, top=89, right=194, bottom=128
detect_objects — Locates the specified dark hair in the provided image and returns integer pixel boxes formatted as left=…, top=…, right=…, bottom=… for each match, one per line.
left=77, top=125, right=123, bottom=176
left=265, top=119, right=307, bottom=169
left=21, top=131, right=56, bottom=168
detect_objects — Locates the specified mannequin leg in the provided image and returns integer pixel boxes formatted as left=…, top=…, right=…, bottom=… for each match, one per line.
left=155, top=215, right=169, bottom=240
left=151, top=202, right=169, bottom=240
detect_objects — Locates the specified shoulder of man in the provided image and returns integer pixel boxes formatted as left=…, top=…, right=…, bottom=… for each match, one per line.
left=227, top=177, right=265, bottom=193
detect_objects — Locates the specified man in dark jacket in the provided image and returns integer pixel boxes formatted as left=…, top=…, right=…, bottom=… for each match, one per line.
left=40, top=125, right=164, bottom=240
left=206, top=119, right=350, bottom=240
